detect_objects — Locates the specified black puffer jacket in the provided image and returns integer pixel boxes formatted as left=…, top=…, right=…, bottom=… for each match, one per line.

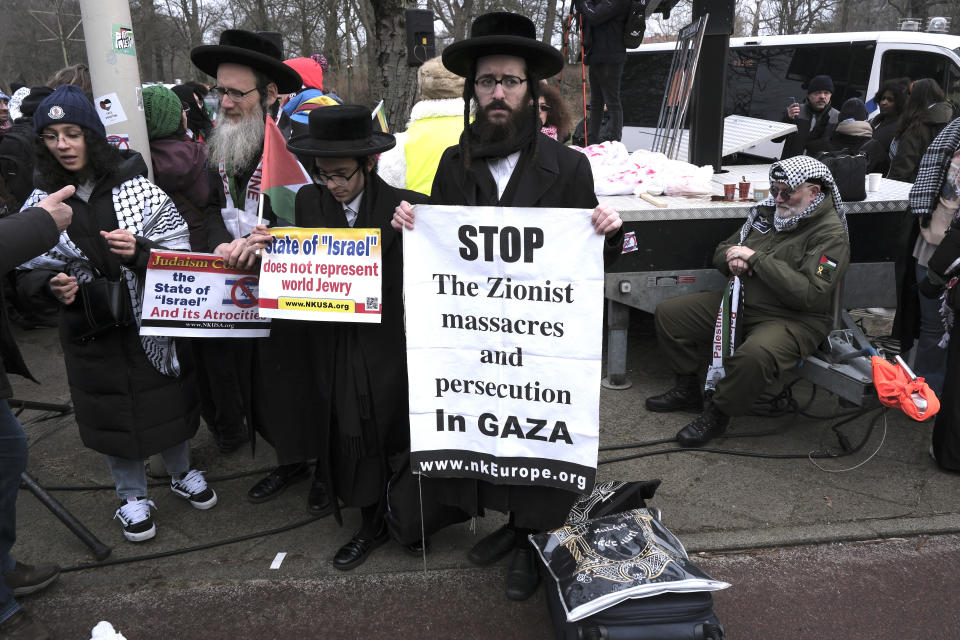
left=577, top=0, right=631, bottom=65
left=17, top=154, right=199, bottom=459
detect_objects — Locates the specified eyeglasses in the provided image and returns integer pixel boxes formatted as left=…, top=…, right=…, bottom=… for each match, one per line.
left=474, top=75, right=527, bottom=94
left=212, top=86, right=259, bottom=102
left=39, top=131, right=84, bottom=145
left=770, top=183, right=810, bottom=200
left=314, top=164, right=362, bottom=187
left=538, top=103, right=552, bottom=112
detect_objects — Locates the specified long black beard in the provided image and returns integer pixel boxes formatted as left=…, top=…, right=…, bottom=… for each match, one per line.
left=466, top=102, right=536, bottom=160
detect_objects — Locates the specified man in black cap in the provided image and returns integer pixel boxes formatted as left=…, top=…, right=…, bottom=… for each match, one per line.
left=246, top=105, right=428, bottom=570
left=392, top=11, right=623, bottom=601
left=777, top=74, right=839, bottom=159
left=191, top=31, right=331, bottom=511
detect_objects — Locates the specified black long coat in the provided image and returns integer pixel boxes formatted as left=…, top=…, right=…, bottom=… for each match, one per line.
left=253, top=172, right=426, bottom=513
left=17, top=156, right=199, bottom=459
left=0, top=208, right=60, bottom=399
left=428, top=133, right=621, bottom=530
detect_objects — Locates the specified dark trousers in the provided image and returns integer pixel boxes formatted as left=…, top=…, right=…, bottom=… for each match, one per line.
left=193, top=338, right=247, bottom=441
left=0, top=400, right=27, bottom=623
left=587, top=62, right=624, bottom=144
left=654, top=291, right=819, bottom=416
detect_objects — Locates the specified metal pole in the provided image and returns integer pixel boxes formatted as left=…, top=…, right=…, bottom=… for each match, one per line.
left=78, top=0, right=152, bottom=181
left=20, top=472, right=111, bottom=561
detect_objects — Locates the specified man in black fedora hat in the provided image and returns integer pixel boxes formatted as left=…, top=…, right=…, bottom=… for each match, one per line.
left=190, top=31, right=325, bottom=509
left=392, top=11, right=623, bottom=601
left=246, top=105, right=428, bottom=570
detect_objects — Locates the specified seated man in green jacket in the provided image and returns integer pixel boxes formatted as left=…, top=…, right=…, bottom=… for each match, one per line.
left=646, top=156, right=851, bottom=446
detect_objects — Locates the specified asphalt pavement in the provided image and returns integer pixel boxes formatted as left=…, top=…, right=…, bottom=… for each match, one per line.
left=7, top=309, right=960, bottom=639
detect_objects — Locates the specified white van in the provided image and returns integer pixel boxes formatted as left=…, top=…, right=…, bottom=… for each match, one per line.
left=621, top=31, right=960, bottom=158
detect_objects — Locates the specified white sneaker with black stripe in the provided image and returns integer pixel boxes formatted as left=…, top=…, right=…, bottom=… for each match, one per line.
left=114, top=498, right=157, bottom=542
left=170, top=469, right=218, bottom=510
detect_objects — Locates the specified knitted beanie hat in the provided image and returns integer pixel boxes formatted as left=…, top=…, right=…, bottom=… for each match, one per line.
left=806, top=75, right=834, bottom=94
left=839, top=97, right=867, bottom=122
left=18, top=86, right=54, bottom=119
left=142, top=85, right=183, bottom=140
left=33, top=85, right=105, bottom=137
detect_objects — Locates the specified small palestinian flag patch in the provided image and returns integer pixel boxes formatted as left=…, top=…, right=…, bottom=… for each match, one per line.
left=816, top=254, right=838, bottom=282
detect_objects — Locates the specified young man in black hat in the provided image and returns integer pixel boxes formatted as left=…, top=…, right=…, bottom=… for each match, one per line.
left=392, top=12, right=623, bottom=601
left=246, top=105, right=428, bottom=570
left=191, top=31, right=333, bottom=512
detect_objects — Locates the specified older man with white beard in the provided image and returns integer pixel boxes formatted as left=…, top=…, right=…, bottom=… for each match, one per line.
left=645, top=157, right=851, bottom=447
left=189, top=32, right=335, bottom=514
left=191, top=30, right=302, bottom=270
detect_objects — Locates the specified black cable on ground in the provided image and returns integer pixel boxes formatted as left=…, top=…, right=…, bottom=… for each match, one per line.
left=61, top=515, right=324, bottom=573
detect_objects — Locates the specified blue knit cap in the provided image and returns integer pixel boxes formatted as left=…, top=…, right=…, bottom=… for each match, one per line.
left=33, top=85, right=106, bottom=137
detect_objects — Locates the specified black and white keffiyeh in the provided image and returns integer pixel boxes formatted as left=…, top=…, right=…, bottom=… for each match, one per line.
left=738, top=155, right=848, bottom=242
left=19, top=177, right=190, bottom=376
left=909, top=118, right=960, bottom=223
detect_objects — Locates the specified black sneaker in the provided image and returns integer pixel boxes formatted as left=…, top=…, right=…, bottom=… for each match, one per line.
left=170, top=470, right=218, bottom=510
left=114, top=498, right=157, bottom=542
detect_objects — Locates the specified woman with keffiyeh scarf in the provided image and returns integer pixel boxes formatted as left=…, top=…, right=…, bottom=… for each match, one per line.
left=647, top=156, right=851, bottom=447
left=15, top=86, right=215, bottom=543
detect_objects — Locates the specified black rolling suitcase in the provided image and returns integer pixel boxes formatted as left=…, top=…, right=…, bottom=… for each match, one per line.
left=545, top=580, right=725, bottom=640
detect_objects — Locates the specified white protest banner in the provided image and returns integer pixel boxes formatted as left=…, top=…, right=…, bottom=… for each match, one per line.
left=257, top=227, right=382, bottom=323
left=404, top=205, right=604, bottom=494
left=140, top=250, right=270, bottom=337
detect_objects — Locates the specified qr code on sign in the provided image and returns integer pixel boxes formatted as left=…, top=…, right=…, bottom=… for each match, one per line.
left=366, top=297, right=380, bottom=310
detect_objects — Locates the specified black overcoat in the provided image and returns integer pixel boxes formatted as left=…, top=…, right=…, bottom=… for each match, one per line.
left=428, top=133, right=621, bottom=530
left=253, top=172, right=427, bottom=513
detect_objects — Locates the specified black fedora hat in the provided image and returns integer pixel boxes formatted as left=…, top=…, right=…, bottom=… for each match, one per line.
left=191, top=30, right=302, bottom=94
left=442, top=12, right=563, bottom=80
left=286, top=104, right=396, bottom=157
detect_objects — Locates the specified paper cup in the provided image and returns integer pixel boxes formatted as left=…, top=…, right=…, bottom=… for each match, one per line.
left=723, top=183, right=736, bottom=200
left=867, top=173, right=882, bottom=192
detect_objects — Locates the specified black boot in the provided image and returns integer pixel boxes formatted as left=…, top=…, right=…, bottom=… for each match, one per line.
left=676, top=401, right=729, bottom=447
left=645, top=374, right=703, bottom=413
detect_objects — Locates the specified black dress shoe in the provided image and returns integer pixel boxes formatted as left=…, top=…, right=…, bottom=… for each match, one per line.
left=307, top=480, right=333, bottom=517
left=247, top=464, right=309, bottom=503
left=467, top=524, right=517, bottom=566
left=505, top=547, right=540, bottom=601
left=3, top=561, right=60, bottom=597
left=332, top=527, right=389, bottom=571
left=645, top=374, right=703, bottom=413
left=676, top=402, right=729, bottom=447
left=401, top=537, right=431, bottom=557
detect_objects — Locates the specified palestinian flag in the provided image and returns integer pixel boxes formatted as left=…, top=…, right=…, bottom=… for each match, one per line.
left=817, top=254, right=838, bottom=282
left=261, top=115, right=311, bottom=224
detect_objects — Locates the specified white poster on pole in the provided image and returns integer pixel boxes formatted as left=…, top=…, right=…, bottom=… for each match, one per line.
left=403, top=205, right=604, bottom=494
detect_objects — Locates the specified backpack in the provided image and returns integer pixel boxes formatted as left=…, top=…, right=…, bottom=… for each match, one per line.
left=623, top=0, right=648, bottom=49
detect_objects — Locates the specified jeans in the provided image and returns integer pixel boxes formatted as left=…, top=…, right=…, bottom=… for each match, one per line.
left=915, top=264, right=947, bottom=395
left=0, top=400, right=28, bottom=623
left=106, top=440, right=190, bottom=501
left=587, top=62, right=624, bottom=144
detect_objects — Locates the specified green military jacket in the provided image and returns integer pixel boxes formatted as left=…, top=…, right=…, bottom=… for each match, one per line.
left=713, top=197, right=851, bottom=335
